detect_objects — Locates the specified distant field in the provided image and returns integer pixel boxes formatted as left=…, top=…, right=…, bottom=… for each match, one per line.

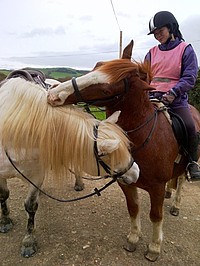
left=0, top=67, right=89, bottom=81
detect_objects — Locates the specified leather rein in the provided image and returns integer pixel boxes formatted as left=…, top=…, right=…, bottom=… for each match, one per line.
left=5, top=125, right=134, bottom=203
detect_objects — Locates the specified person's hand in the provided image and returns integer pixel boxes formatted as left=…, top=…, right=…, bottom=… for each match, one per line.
left=162, top=90, right=176, bottom=105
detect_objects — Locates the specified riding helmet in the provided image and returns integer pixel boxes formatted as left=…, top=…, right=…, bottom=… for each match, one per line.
left=147, top=11, right=179, bottom=35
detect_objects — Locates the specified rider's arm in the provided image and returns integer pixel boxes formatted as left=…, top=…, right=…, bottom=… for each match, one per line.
left=170, top=44, right=198, bottom=97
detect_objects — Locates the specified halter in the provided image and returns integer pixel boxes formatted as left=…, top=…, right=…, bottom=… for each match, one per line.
left=71, top=77, right=129, bottom=106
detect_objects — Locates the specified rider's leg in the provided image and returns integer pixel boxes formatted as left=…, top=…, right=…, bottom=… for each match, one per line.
left=173, top=107, right=200, bottom=181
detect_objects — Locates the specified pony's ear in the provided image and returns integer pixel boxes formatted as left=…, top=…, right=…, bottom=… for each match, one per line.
left=97, top=139, right=120, bottom=155
left=121, top=40, right=134, bottom=60
left=104, top=111, right=121, bottom=124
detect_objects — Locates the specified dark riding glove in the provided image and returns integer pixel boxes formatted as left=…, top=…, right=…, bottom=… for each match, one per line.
left=162, top=89, right=177, bottom=105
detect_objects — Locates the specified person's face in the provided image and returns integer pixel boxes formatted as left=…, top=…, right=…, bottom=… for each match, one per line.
left=153, top=26, right=171, bottom=44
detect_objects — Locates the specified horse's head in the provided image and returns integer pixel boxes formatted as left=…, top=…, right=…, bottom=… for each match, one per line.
left=47, top=40, right=153, bottom=107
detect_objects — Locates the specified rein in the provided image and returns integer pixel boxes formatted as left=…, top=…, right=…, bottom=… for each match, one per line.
left=127, top=108, right=159, bottom=153
left=5, top=126, right=134, bottom=203
left=71, top=77, right=162, bottom=153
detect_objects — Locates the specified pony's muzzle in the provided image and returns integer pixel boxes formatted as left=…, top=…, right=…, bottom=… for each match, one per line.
left=121, top=162, right=140, bottom=184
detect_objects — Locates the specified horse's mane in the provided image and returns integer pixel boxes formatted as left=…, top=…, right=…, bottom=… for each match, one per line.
left=97, top=59, right=152, bottom=83
left=0, top=78, right=130, bottom=178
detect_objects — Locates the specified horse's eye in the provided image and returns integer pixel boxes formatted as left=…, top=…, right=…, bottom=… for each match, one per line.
left=102, top=89, right=111, bottom=96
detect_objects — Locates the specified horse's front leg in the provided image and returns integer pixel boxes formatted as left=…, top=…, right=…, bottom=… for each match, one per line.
left=21, top=184, right=41, bottom=257
left=118, top=182, right=141, bottom=252
left=146, top=184, right=166, bottom=262
left=0, top=178, right=13, bottom=233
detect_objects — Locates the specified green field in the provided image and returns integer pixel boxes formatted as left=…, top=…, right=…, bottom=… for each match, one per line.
left=0, top=67, right=89, bottom=82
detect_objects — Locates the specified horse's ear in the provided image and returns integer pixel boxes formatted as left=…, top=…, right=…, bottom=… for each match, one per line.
left=121, top=40, right=134, bottom=60
left=97, top=139, right=120, bottom=155
left=92, top=61, right=104, bottom=71
left=104, top=111, right=121, bottom=124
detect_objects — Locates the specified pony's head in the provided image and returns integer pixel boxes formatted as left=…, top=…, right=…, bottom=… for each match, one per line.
left=0, top=78, right=139, bottom=183
left=47, top=40, right=153, bottom=107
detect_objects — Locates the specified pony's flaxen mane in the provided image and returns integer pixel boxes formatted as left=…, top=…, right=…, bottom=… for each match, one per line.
left=97, top=59, right=152, bottom=84
left=0, top=78, right=130, bottom=177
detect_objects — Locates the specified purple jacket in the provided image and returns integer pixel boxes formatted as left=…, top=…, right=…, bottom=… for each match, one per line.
left=145, top=38, right=198, bottom=108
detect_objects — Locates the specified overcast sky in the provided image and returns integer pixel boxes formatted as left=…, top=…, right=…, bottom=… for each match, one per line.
left=0, top=0, right=200, bottom=70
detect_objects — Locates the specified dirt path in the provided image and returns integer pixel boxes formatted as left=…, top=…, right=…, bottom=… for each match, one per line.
left=0, top=177, right=200, bottom=266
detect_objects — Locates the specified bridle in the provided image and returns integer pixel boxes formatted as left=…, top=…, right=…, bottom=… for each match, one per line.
left=71, top=77, right=130, bottom=107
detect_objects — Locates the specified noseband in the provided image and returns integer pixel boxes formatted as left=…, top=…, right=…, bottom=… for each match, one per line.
left=93, top=124, right=134, bottom=178
left=71, top=77, right=129, bottom=106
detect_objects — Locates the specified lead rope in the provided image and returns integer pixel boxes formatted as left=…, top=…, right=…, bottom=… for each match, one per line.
left=5, top=151, right=117, bottom=202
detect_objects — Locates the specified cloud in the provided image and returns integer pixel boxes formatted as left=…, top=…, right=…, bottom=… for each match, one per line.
left=21, top=26, right=67, bottom=38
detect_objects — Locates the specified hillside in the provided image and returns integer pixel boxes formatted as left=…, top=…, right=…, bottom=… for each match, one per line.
left=0, top=67, right=89, bottom=82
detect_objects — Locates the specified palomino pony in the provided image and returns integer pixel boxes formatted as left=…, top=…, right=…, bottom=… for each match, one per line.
left=0, top=77, right=139, bottom=257
left=47, top=41, right=200, bottom=261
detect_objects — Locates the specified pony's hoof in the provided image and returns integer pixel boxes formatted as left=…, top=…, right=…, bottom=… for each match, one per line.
left=74, top=183, right=85, bottom=191
left=170, top=206, right=179, bottom=216
left=123, top=241, right=137, bottom=252
left=0, top=217, right=13, bottom=233
left=21, top=235, right=38, bottom=257
left=144, top=249, right=160, bottom=262
left=165, top=191, right=172, bottom=199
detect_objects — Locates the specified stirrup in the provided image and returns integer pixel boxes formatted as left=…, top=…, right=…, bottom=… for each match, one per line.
left=186, top=161, right=200, bottom=181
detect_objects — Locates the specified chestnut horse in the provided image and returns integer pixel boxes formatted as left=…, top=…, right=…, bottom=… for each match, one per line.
left=47, top=41, right=200, bottom=261
left=0, top=77, right=139, bottom=257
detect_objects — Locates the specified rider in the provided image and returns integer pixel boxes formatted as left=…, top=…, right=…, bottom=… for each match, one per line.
left=145, top=11, right=200, bottom=181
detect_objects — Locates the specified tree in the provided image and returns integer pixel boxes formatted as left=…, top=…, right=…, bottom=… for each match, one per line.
left=188, top=69, right=200, bottom=111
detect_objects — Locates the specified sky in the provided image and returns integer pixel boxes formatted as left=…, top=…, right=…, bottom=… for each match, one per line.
left=0, top=0, right=200, bottom=70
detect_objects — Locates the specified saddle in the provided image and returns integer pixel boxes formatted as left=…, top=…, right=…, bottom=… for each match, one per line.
left=151, top=100, right=188, bottom=151
left=6, top=69, right=48, bottom=89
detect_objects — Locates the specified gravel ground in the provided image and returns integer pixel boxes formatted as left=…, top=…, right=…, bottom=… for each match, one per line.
left=0, top=177, right=200, bottom=266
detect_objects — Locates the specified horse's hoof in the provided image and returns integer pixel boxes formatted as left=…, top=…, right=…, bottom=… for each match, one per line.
left=21, top=245, right=37, bottom=258
left=21, top=235, right=38, bottom=257
left=74, top=183, right=85, bottom=191
left=0, top=217, right=13, bottom=233
left=170, top=206, right=179, bottom=216
left=165, top=191, right=172, bottom=199
left=144, top=250, right=160, bottom=262
left=123, top=241, right=137, bottom=252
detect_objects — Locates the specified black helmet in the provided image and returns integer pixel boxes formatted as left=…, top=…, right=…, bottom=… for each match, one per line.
left=147, top=11, right=179, bottom=35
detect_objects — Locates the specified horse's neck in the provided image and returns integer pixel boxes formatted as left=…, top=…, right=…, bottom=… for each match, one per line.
left=106, top=92, right=154, bottom=131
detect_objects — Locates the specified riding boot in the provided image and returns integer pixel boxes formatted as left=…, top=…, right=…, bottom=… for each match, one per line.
left=187, top=134, right=200, bottom=181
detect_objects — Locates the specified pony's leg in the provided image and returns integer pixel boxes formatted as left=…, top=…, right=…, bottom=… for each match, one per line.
left=118, top=183, right=141, bottom=252
left=21, top=184, right=41, bottom=257
left=74, top=175, right=84, bottom=191
left=0, top=178, right=13, bottom=232
left=170, top=174, right=185, bottom=216
left=145, top=184, right=165, bottom=262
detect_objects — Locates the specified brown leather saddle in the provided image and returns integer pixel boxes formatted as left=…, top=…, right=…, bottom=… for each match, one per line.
left=6, top=69, right=48, bottom=89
